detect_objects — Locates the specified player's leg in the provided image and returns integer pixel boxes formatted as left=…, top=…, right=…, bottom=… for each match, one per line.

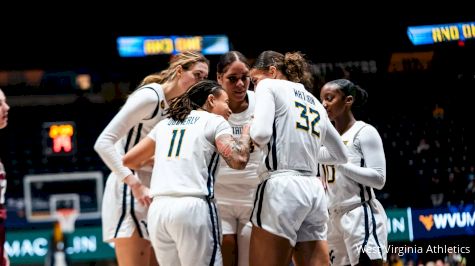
left=219, top=205, right=238, bottom=266
left=114, top=230, right=155, bottom=266
left=222, top=234, right=238, bottom=266
left=149, top=248, right=160, bottom=266
left=293, top=240, right=329, bottom=266
left=249, top=226, right=293, bottom=266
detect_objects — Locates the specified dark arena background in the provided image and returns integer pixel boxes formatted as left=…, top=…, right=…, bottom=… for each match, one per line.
left=0, top=8, right=474, bottom=266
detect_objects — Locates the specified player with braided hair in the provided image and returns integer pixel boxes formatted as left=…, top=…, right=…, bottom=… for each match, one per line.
left=123, top=80, right=251, bottom=266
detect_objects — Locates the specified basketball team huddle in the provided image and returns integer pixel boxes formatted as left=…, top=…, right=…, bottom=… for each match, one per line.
left=94, top=50, right=388, bottom=266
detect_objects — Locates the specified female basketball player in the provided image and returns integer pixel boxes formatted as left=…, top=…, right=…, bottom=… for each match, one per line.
left=215, top=51, right=261, bottom=266
left=320, top=79, right=387, bottom=266
left=94, top=51, right=209, bottom=266
left=122, top=80, right=251, bottom=266
left=249, top=51, right=348, bottom=266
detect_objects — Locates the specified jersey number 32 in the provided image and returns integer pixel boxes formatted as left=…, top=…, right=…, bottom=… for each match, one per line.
left=295, top=101, right=320, bottom=137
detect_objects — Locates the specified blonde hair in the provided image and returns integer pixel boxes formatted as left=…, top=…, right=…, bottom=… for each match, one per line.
left=139, top=51, right=209, bottom=86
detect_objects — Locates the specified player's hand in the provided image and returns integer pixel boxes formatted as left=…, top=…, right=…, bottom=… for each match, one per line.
left=242, top=124, right=250, bottom=135
left=124, top=174, right=152, bottom=206
left=130, top=183, right=152, bottom=207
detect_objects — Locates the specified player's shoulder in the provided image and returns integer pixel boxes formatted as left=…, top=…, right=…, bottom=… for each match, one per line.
left=255, top=78, right=287, bottom=89
left=356, top=121, right=380, bottom=137
left=209, top=113, right=227, bottom=121
left=129, top=83, right=162, bottom=101
left=139, top=82, right=162, bottom=91
left=194, top=110, right=226, bottom=121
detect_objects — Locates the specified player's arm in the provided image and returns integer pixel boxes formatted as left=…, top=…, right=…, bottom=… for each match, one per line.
left=216, top=124, right=251, bottom=170
left=121, top=136, right=156, bottom=206
left=123, top=137, right=156, bottom=170
left=319, top=114, right=348, bottom=164
left=94, top=88, right=159, bottom=180
left=337, top=126, right=386, bottom=189
left=250, top=80, right=275, bottom=147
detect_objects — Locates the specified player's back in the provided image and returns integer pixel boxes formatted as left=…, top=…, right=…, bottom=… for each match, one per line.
left=254, top=79, right=329, bottom=177
left=149, top=110, right=227, bottom=198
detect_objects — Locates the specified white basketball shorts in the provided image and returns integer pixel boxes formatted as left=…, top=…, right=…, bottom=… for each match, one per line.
left=148, top=196, right=223, bottom=266
left=250, top=172, right=328, bottom=247
left=102, top=172, right=150, bottom=242
left=327, top=199, right=388, bottom=265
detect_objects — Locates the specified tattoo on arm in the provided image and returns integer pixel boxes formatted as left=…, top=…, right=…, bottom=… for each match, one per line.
left=216, top=133, right=251, bottom=170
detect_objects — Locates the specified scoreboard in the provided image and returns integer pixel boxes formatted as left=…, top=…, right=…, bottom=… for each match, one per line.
left=42, top=121, right=76, bottom=156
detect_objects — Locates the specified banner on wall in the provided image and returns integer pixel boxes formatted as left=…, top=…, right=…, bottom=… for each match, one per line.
left=117, top=35, right=229, bottom=57
left=5, top=226, right=114, bottom=264
left=411, top=205, right=475, bottom=240
left=407, top=22, right=475, bottom=45
left=5, top=205, right=474, bottom=264
left=387, top=208, right=413, bottom=242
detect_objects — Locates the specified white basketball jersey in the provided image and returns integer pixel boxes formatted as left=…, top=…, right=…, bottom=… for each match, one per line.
left=216, top=90, right=261, bottom=186
left=215, top=91, right=262, bottom=204
left=116, top=84, right=168, bottom=172
left=322, top=121, right=375, bottom=209
left=96, top=83, right=169, bottom=183
left=252, top=79, right=330, bottom=177
left=148, top=110, right=232, bottom=198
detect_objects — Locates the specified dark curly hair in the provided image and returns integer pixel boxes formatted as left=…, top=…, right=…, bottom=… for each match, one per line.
left=167, top=80, right=225, bottom=121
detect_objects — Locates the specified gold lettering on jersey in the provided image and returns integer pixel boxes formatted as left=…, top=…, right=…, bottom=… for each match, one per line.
left=293, top=88, right=315, bottom=105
